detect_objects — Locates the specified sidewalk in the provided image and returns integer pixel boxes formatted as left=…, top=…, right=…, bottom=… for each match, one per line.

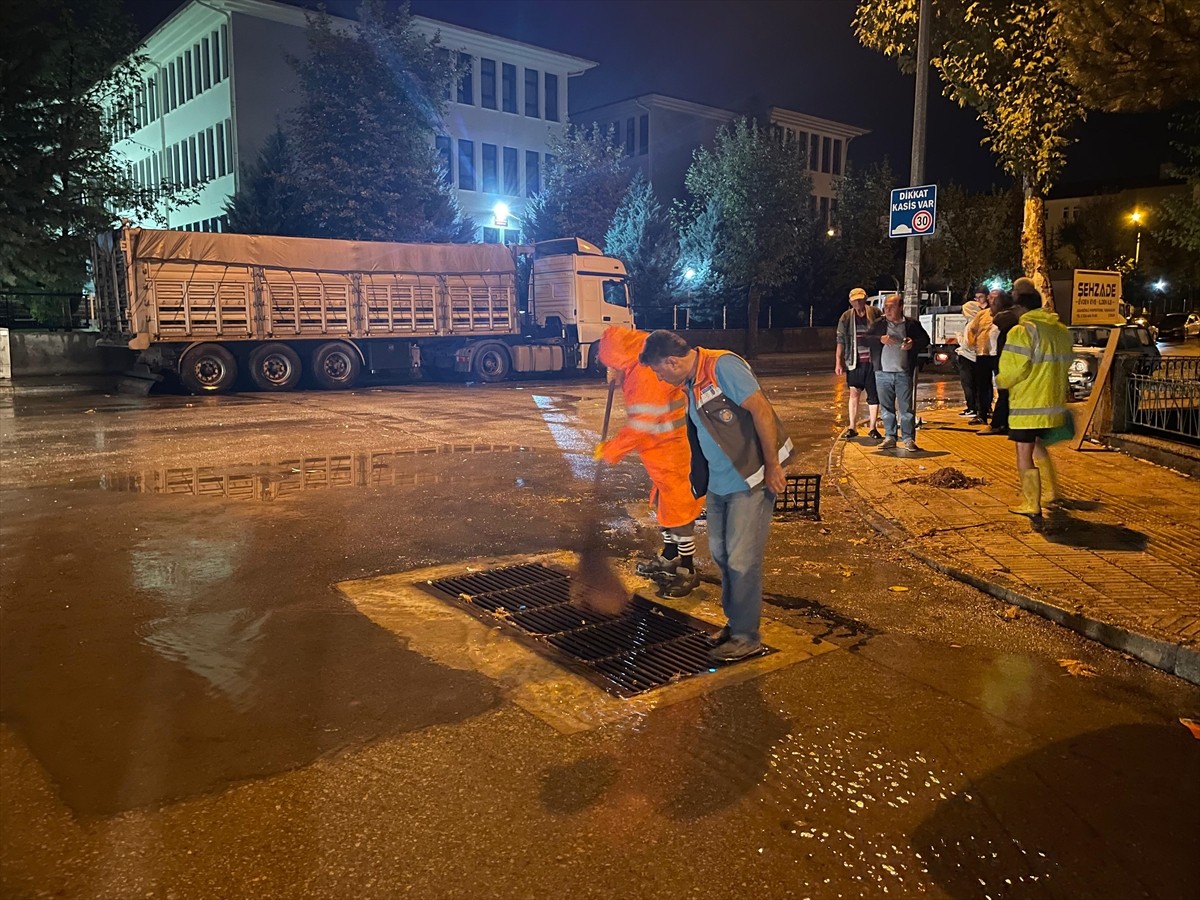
left=834, top=405, right=1200, bottom=684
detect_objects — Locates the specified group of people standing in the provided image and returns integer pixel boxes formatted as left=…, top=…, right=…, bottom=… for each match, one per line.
left=955, top=285, right=1024, bottom=435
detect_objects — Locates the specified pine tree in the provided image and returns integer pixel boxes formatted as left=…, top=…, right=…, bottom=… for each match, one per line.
left=287, top=2, right=472, bottom=243
left=672, top=200, right=726, bottom=328
left=522, top=124, right=629, bottom=246
left=604, top=173, right=677, bottom=326
left=223, top=127, right=303, bottom=236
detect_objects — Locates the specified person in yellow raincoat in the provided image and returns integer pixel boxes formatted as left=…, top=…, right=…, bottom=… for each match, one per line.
left=596, top=327, right=704, bottom=597
left=995, top=280, right=1073, bottom=518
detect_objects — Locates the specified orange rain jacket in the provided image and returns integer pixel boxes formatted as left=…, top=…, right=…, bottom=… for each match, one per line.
left=597, top=327, right=703, bottom=529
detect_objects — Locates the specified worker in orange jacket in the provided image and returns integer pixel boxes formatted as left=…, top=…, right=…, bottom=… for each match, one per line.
left=596, top=327, right=704, bottom=597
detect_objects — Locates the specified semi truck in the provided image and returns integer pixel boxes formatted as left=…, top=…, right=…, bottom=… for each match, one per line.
left=91, top=228, right=634, bottom=393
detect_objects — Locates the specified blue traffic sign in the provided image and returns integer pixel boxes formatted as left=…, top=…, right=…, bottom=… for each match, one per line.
left=889, top=185, right=937, bottom=238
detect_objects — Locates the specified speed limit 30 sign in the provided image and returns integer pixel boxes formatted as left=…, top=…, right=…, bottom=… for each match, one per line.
left=890, top=185, right=937, bottom=238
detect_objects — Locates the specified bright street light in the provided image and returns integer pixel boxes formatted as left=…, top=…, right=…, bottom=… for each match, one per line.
left=1153, top=278, right=1167, bottom=292
left=492, top=202, right=510, bottom=227
left=684, top=267, right=696, bottom=280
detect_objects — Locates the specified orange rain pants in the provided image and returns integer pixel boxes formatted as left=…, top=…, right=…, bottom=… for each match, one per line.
left=597, top=327, right=703, bottom=529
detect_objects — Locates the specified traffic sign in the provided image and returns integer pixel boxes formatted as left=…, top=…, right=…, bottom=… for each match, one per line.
left=890, top=185, right=937, bottom=238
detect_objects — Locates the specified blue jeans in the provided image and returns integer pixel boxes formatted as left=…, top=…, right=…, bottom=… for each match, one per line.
left=707, top=487, right=775, bottom=642
left=875, top=370, right=915, bottom=441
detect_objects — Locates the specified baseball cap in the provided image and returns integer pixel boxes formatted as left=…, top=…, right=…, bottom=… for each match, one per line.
left=848, top=288, right=868, bottom=302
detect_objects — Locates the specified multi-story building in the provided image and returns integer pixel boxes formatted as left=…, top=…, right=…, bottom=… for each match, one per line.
left=573, top=94, right=868, bottom=226
left=111, top=0, right=595, bottom=242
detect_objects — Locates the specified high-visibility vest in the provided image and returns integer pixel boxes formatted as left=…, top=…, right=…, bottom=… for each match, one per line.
left=996, top=308, right=1073, bottom=429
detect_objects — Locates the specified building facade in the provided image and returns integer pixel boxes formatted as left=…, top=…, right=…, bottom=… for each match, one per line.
left=574, top=94, right=868, bottom=226
left=112, top=0, right=595, bottom=242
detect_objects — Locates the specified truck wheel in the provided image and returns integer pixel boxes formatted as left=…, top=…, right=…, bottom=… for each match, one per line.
left=472, top=343, right=511, bottom=382
left=311, top=341, right=361, bottom=390
left=248, top=343, right=302, bottom=391
left=179, top=344, right=238, bottom=394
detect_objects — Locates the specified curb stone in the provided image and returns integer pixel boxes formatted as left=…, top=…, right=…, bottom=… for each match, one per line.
left=827, top=437, right=1200, bottom=686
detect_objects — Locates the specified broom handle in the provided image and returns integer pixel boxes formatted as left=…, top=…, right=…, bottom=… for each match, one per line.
left=600, top=380, right=615, bottom=443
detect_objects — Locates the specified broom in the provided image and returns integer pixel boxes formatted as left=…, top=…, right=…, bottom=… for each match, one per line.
left=570, top=379, right=631, bottom=615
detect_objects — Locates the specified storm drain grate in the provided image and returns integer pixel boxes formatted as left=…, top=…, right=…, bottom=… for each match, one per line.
left=420, top=563, right=768, bottom=697
left=775, top=473, right=821, bottom=519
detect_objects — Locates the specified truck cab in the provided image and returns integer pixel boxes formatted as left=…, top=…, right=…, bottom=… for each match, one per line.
left=527, top=238, right=633, bottom=367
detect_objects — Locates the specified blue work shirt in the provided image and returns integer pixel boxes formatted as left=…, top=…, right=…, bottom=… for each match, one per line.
left=686, top=354, right=763, bottom=495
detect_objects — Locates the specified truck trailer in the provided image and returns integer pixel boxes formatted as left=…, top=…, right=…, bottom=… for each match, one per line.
left=91, top=228, right=634, bottom=393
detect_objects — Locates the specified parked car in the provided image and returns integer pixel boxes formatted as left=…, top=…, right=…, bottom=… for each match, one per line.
left=1156, top=312, right=1200, bottom=341
left=1067, top=324, right=1160, bottom=400
left=1126, top=314, right=1156, bottom=339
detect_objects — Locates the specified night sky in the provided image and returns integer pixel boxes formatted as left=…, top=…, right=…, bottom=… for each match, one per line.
left=129, top=0, right=1177, bottom=196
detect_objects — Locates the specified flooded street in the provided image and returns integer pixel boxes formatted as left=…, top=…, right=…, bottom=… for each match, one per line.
left=2, top=367, right=1197, bottom=898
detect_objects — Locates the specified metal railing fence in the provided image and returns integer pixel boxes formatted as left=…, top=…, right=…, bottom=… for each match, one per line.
left=1126, top=356, right=1200, bottom=443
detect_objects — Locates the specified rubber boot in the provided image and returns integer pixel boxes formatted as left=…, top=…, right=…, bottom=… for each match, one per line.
left=1009, top=469, right=1042, bottom=517
left=1034, top=456, right=1062, bottom=506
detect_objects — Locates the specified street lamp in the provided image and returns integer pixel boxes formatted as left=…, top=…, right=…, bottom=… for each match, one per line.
left=1129, top=210, right=1143, bottom=267
left=1153, top=278, right=1167, bottom=292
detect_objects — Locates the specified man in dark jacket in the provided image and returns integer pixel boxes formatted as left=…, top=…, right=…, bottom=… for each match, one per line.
left=866, top=294, right=931, bottom=452
left=982, top=288, right=1020, bottom=435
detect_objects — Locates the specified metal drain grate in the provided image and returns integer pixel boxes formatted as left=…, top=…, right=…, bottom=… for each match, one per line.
left=775, top=473, right=821, bottom=518
left=420, top=563, right=767, bottom=697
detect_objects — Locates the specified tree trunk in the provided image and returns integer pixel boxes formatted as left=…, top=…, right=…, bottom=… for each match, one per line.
left=745, top=284, right=761, bottom=359
left=1021, top=182, right=1055, bottom=310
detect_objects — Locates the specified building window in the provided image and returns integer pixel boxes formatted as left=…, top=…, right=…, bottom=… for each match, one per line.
left=524, top=68, right=539, bottom=117
left=223, top=119, right=232, bottom=177
left=211, top=31, right=221, bottom=84
left=435, top=135, right=452, bottom=182
left=201, top=37, right=212, bottom=91
left=503, top=146, right=518, bottom=195
left=188, top=135, right=198, bottom=186
left=639, top=114, right=649, bottom=155
left=832, top=139, right=842, bottom=175
left=457, top=53, right=473, bottom=105
left=197, top=131, right=207, bottom=181
left=625, top=117, right=635, bottom=155
left=457, top=139, right=475, bottom=190
left=544, top=72, right=559, bottom=121
left=206, top=127, right=216, bottom=179
left=502, top=63, right=516, bottom=113
left=482, top=227, right=501, bottom=244
left=809, top=133, right=819, bottom=171
left=480, top=58, right=496, bottom=110
left=193, top=44, right=202, bottom=96
left=220, top=24, right=229, bottom=79
left=482, top=143, right=498, bottom=193
left=821, top=136, right=832, bottom=173
left=526, top=150, right=540, bottom=196
left=216, top=122, right=227, bottom=176
left=184, top=50, right=193, bottom=100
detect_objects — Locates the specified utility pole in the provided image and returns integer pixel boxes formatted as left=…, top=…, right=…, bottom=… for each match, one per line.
left=903, top=0, right=932, bottom=320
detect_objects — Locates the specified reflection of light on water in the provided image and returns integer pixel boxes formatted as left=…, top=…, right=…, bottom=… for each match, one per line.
left=133, top=536, right=265, bottom=709
left=533, top=394, right=600, bottom=479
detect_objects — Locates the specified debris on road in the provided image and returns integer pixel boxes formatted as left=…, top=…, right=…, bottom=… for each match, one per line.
left=1058, top=659, right=1098, bottom=678
left=898, top=467, right=987, bottom=489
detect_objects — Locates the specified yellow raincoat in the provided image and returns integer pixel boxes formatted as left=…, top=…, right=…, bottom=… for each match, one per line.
left=995, top=308, right=1073, bottom=429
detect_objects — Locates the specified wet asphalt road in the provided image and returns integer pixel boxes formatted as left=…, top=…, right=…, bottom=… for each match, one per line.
left=2, top=363, right=1198, bottom=899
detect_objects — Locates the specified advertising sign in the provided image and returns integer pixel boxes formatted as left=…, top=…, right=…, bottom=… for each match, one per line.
left=889, top=185, right=937, bottom=238
left=1070, top=269, right=1123, bottom=325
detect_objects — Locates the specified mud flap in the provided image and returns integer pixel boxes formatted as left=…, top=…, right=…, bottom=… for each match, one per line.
left=116, top=364, right=161, bottom=396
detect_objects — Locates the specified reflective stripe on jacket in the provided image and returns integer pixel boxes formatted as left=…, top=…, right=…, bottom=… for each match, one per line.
left=686, top=348, right=794, bottom=496
left=995, top=308, right=1073, bottom=429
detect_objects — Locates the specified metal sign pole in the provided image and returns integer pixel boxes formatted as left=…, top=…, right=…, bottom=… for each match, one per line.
left=903, top=0, right=932, bottom=321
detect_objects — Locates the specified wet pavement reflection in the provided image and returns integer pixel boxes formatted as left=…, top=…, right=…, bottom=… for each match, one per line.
left=1, top=373, right=1197, bottom=898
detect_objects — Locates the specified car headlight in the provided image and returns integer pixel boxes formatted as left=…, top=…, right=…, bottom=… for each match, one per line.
left=1069, top=359, right=1090, bottom=374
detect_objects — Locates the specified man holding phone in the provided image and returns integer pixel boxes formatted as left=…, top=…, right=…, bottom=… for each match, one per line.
left=866, top=294, right=931, bottom=452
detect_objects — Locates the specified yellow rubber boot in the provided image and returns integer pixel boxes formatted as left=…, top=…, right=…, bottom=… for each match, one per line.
left=1009, top=469, right=1042, bottom=517
left=1034, top=455, right=1062, bottom=506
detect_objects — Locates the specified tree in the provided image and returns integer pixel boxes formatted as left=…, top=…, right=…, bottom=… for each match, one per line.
left=1050, top=0, right=1200, bottom=114
left=0, top=0, right=176, bottom=297
left=829, top=160, right=902, bottom=296
left=672, top=199, right=727, bottom=327
left=1160, top=109, right=1200, bottom=261
left=855, top=0, right=1086, bottom=308
left=682, top=119, right=814, bottom=356
left=921, top=184, right=1022, bottom=299
left=288, top=2, right=473, bottom=243
left=522, top=124, right=629, bottom=246
left=604, top=173, right=677, bottom=325
left=223, top=127, right=304, bottom=236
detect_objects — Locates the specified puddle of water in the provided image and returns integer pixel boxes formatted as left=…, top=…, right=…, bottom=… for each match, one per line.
left=96, top=444, right=531, bottom=501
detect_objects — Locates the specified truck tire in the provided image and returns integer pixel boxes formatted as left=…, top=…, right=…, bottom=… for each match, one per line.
left=472, top=343, right=511, bottom=382
left=179, top=343, right=238, bottom=394
left=248, top=343, right=302, bottom=391
left=311, top=341, right=361, bottom=390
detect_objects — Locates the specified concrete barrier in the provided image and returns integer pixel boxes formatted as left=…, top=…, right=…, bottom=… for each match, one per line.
left=8, top=331, right=133, bottom=377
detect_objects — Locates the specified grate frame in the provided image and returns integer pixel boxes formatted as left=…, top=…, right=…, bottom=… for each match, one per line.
left=419, top=562, right=769, bottom=697
left=775, top=473, right=821, bottom=519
